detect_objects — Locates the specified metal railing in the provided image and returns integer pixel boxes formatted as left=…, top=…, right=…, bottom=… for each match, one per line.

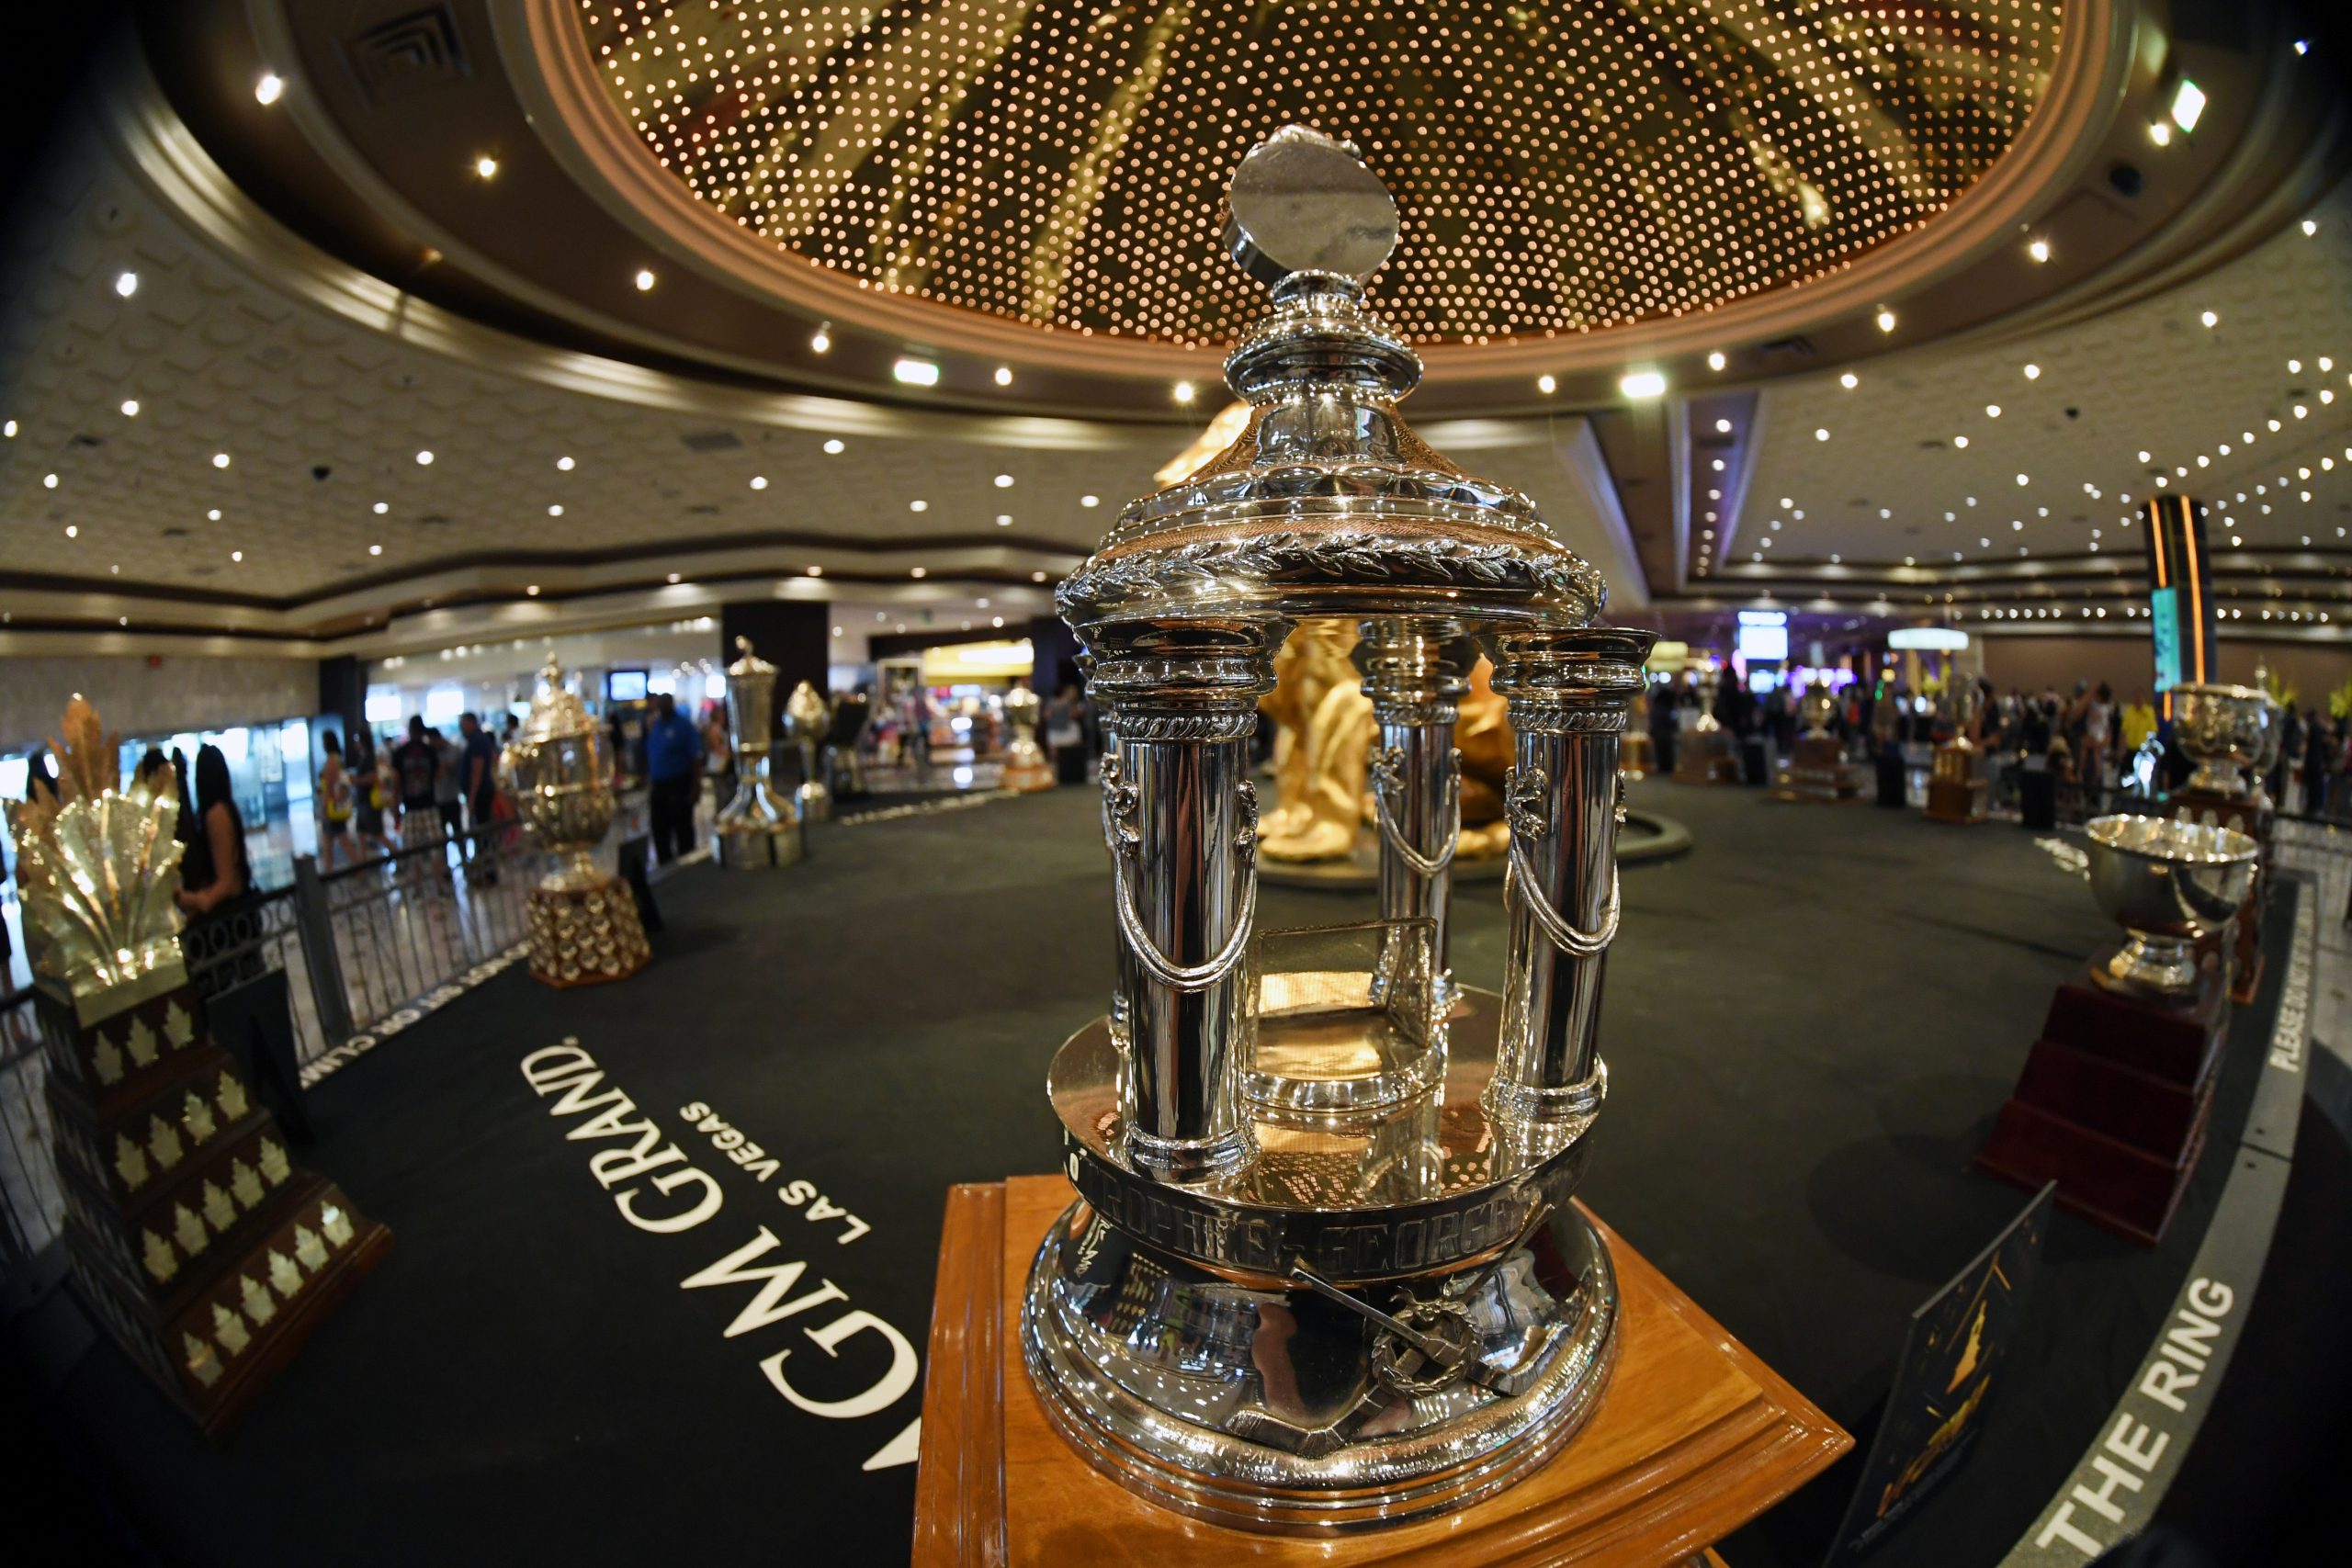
left=0, top=790, right=652, bottom=1279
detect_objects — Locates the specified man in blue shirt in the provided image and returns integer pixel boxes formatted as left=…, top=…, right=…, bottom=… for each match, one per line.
left=458, top=712, right=503, bottom=883
left=644, top=691, right=704, bottom=864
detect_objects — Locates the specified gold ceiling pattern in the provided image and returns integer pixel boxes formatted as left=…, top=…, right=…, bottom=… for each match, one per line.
left=582, top=1, right=2062, bottom=346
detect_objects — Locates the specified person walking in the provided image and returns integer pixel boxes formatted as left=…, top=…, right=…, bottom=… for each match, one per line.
left=390, top=716, right=447, bottom=880
left=1045, top=682, right=1087, bottom=785
left=431, top=724, right=465, bottom=843
left=459, top=711, right=503, bottom=883
left=318, top=730, right=356, bottom=871
left=2306, top=714, right=2335, bottom=818
left=644, top=691, right=703, bottom=864
left=351, top=735, right=390, bottom=860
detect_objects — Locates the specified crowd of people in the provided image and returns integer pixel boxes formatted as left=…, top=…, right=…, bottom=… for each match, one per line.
left=314, top=711, right=514, bottom=878
left=1640, top=668, right=2352, bottom=823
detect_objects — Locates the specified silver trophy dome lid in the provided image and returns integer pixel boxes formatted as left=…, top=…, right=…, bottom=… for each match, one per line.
left=726, top=636, right=776, bottom=680
left=516, top=655, right=596, bottom=747
left=1057, top=126, right=1602, bottom=634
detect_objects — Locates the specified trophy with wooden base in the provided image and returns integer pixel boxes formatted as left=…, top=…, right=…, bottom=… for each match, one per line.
left=8, top=700, right=389, bottom=1435
left=1977, top=814, right=2256, bottom=1243
left=913, top=128, right=1845, bottom=1566
left=2165, top=682, right=2274, bottom=1001
left=502, top=657, right=652, bottom=988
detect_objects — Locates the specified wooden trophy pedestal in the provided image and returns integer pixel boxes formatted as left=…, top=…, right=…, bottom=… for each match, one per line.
left=1922, top=744, right=1988, bottom=825
left=526, top=876, right=652, bottom=988
left=913, top=1177, right=1849, bottom=1568
left=1976, top=954, right=2229, bottom=1245
left=1768, top=737, right=1865, bottom=805
left=1621, top=731, right=1657, bottom=779
left=1672, top=729, right=1742, bottom=785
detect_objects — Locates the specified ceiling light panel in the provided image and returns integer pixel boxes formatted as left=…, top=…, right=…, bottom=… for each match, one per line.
left=583, top=1, right=2058, bottom=344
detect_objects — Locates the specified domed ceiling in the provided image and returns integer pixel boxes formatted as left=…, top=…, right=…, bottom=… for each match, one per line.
left=582, top=0, right=2063, bottom=348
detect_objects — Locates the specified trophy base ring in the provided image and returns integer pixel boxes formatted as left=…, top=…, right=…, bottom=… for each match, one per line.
left=1020, top=1197, right=1618, bottom=1534
left=1242, top=1033, right=1448, bottom=1115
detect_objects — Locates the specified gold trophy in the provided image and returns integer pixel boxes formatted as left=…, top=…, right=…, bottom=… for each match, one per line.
left=8, top=699, right=389, bottom=1432
left=784, top=681, right=834, bottom=822
left=1000, top=687, right=1056, bottom=792
left=501, top=657, right=652, bottom=987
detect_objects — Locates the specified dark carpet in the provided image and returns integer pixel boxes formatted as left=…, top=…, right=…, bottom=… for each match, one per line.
left=17, top=779, right=2318, bottom=1566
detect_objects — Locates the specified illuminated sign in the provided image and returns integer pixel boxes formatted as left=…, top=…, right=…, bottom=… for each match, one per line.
left=1888, top=627, right=1969, bottom=651
left=2149, top=588, right=2182, bottom=694
left=1736, top=609, right=1788, bottom=626
left=607, top=669, right=649, bottom=703
left=1736, top=624, right=1790, bottom=662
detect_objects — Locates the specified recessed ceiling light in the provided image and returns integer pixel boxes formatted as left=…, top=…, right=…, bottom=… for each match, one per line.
left=1984, top=404, right=2001, bottom=418
left=414, top=450, right=433, bottom=465
left=807, top=565, right=822, bottom=577
left=2, top=420, right=15, bottom=437
left=2170, top=78, right=2207, bottom=133
left=822, top=438, right=844, bottom=455
left=910, top=567, right=926, bottom=578
left=114, top=271, right=139, bottom=299
left=1838, top=371, right=1858, bottom=389
left=1874, top=308, right=1897, bottom=333
left=909, top=499, right=928, bottom=513
left=1706, top=351, right=1726, bottom=372
left=893, top=357, right=941, bottom=387
left=810, top=327, right=831, bottom=354
left=667, top=572, right=681, bottom=583
left=995, top=514, right=1012, bottom=526
left=42, top=472, right=58, bottom=489
left=373, top=501, right=390, bottom=514
left=548, top=503, right=565, bottom=515
left=556, top=456, right=574, bottom=470
left=1621, top=370, right=1667, bottom=400
left=119, top=399, right=139, bottom=417
left=63, top=524, right=76, bottom=537
left=1537, top=374, right=1557, bottom=395
left=993, top=473, right=1014, bottom=488
left=526, top=584, right=540, bottom=597
left=369, top=544, right=383, bottom=556
left=231, top=550, right=243, bottom=562
left=2027, top=238, right=2051, bottom=263
left=1714, top=419, right=1732, bottom=434
left=474, top=155, right=499, bottom=179
left=1954, top=435, right=1969, bottom=448
left=1173, top=381, right=1196, bottom=404
left=212, top=451, right=232, bottom=468
left=749, top=476, right=767, bottom=491
left=2016, top=473, right=2030, bottom=486
left=2149, top=119, right=2173, bottom=147
left=207, top=507, right=221, bottom=520
left=1814, top=428, right=1829, bottom=441
left=254, top=73, right=284, bottom=105
left=1080, top=493, right=1100, bottom=508
left=2305, top=220, right=2321, bottom=237
left=2199, top=310, right=2218, bottom=328
left=2022, top=364, right=2041, bottom=379
left=634, top=268, right=657, bottom=291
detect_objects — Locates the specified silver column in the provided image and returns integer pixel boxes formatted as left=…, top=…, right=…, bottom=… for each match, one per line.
left=1357, top=619, right=1470, bottom=1003
left=1091, top=623, right=1283, bottom=1182
left=1487, top=627, right=1657, bottom=1127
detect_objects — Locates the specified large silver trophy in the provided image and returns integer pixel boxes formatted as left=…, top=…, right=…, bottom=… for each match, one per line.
left=713, top=637, right=805, bottom=870
left=783, top=682, right=833, bottom=822
left=2169, top=682, right=2269, bottom=798
left=501, top=657, right=651, bottom=987
left=2084, top=815, right=2257, bottom=996
left=1023, top=128, right=1645, bottom=1532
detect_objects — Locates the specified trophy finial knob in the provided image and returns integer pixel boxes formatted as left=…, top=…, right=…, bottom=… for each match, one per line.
left=1225, top=126, right=1397, bottom=289
left=736, top=636, right=753, bottom=657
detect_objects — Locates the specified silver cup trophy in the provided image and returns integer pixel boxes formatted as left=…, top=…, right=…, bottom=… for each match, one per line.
left=2169, top=682, right=2269, bottom=798
left=2084, top=814, right=2258, bottom=996
left=713, top=637, right=805, bottom=870
left=783, top=681, right=833, bottom=822
left=1023, top=128, right=1645, bottom=1532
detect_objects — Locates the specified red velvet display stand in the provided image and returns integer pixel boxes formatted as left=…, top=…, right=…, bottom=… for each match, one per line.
left=1975, top=953, right=2231, bottom=1245
left=912, top=1178, right=1845, bottom=1568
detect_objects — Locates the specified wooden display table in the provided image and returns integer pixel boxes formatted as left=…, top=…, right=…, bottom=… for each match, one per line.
left=912, top=1176, right=1848, bottom=1568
